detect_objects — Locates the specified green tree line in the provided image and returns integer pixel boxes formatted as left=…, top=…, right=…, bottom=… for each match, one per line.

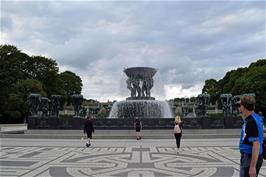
left=0, top=44, right=83, bottom=123
left=202, top=59, right=266, bottom=112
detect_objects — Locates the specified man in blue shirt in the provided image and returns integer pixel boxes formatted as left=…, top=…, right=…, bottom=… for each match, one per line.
left=239, top=95, right=263, bottom=177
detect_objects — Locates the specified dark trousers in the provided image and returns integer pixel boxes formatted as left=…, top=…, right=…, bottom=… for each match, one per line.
left=174, top=133, right=182, bottom=149
left=240, top=153, right=263, bottom=177
left=86, top=132, right=92, bottom=139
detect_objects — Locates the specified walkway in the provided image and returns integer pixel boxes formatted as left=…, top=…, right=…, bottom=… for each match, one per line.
left=1, top=138, right=266, bottom=177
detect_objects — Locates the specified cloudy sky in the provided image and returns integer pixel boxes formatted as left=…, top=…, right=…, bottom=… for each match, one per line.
left=1, top=0, right=265, bottom=102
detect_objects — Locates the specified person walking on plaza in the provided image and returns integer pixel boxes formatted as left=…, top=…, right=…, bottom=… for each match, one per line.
left=134, top=117, right=142, bottom=140
left=238, top=95, right=263, bottom=177
left=174, top=115, right=183, bottom=152
left=84, top=115, right=94, bottom=147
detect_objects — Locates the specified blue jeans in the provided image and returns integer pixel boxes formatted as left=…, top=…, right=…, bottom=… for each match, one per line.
left=240, top=153, right=263, bottom=177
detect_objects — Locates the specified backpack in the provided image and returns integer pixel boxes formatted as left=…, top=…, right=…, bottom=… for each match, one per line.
left=174, top=124, right=181, bottom=133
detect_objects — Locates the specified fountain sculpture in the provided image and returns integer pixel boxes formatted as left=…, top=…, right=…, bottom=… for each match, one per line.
left=195, top=92, right=210, bottom=117
left=50, top=95, right=61, bottom=118
left=109, top=67, right=173, bottom=118
left=27, top=93, right=41, bottom=117
left=71, top=94, right=86, bottom=118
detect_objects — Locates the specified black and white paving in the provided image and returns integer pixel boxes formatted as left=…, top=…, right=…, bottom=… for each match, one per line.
left=1, top=138, right=266, bottom=177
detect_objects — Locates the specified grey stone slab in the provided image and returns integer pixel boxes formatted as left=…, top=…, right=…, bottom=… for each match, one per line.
left=211, top=167, right=235, bottom=177
left=49, top=167, right=72, bottom=177
left=20, top=151, right=42, bottom=158
left=0, top=160, right=36, bottom=166
left=127, top=163, right=155, bottom=168
left=132, top=147, right=150, bottom=151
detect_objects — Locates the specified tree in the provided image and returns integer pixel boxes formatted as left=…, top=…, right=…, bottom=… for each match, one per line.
left=219, top=67, right=247, bottom=94
left=13, top=79, right=46, bottom=99
left=233, top=60, right=266, bottom=107
left=0, top=44, right=83, bottom=122
left=3, top=79, right=45, bottom=121
left=5, top=93, right=25, bottom=119
left=202, top=79, right=220, bottom=104
left=202, top=59, right=266, bottom=112
left=59, top=71, right=83, bottom=105
left=0, top=45, right=30, bottom=116
left=23, top=56, right=60, bottom=96
left=0, top=45, right=30, bottom=87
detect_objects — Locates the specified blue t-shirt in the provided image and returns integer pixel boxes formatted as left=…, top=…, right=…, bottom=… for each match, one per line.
left=239, top=112, right=264, bottom=155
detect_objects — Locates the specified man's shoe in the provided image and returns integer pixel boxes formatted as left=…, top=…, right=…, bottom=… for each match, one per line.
left=86, top=143, right=91, bottom=147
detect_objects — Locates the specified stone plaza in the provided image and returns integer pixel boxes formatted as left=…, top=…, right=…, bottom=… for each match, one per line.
left=1, top=138, right=266, bottom=177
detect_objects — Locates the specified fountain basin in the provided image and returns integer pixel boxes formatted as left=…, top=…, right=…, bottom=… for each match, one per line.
left=124, top=67, right=157, bottom=79
left=109, top=100, right=172, bottom=119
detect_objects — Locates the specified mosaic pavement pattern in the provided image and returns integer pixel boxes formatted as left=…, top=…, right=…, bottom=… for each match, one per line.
left=1, top=139, right=266, bottom=177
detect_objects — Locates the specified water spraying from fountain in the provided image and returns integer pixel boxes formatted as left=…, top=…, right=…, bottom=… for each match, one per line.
left=108, top=67, right=173, bottom=119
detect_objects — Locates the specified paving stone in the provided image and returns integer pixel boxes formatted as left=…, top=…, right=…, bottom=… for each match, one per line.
left=0, top=138, right=266, bottom=177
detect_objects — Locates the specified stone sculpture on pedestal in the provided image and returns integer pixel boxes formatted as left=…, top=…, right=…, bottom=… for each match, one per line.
left=28, top=93, right=41, bottom=117
left=50, top=95, right=61, bottom=118
left=195, top=92, right=210, bottom=117
left=71, top=94, right=84, bottom=118
left=220, top=94, right=233, bottom=116
left=39, top=97, right=49, bottom=117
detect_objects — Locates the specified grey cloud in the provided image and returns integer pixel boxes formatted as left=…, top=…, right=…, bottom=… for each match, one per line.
left=1, top=16, right=13, bottom=31
left=1, top=1, right=265, bottom=100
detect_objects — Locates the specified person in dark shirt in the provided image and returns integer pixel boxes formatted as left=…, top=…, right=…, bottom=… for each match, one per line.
left=238, top=95, right=263, bottom=177
left=84, top=116, right=94, bottom=147
left=134, top=117, right=142, bottom=140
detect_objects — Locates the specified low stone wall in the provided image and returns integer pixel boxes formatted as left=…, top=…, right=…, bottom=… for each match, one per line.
left=27, top=116, right=242, bottom=129
left=0, top=124, right=27, bottom=133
